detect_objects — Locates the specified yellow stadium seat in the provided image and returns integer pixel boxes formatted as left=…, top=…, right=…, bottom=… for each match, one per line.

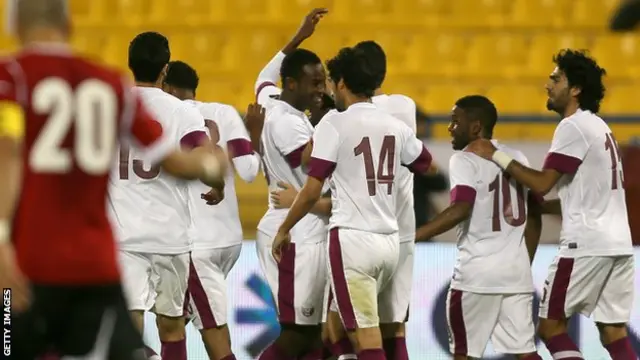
left=524, top=34, right=591, bottom=80
left=486, top=84, right=547, bottom=114
left=508, top=0, right=568, bottom=28
left=390, top=0, right=451, bottom=27
left=99, top=0, right=151, bottom=27
left=422, top=84, right=487, bottom=113
left=464, top=33, right=529, bottom=80
left=602, top=84, right=640, bottom=114
left=417, top=33, right=468, bottom=78
left=571, top=0, right=618, bottom=29
left=591, top=35, right=640, bottom=80
left=449, top=0, right=509, bottom=28
left=169, top=32, right=242, bottom=75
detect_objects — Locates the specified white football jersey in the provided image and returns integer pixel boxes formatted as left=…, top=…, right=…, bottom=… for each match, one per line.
left=372, top=94, right=417, bottom=243
left=449, top=141, right=534, bottom=294
left=256, top=83, right=328, bottom=242
left=108, top=87, right=207, bottom=254
left=185, top=100, right=260, bottom=249
left=542, top=109, right=633, bottom=257
left=308, top=102, right=432, bottom=234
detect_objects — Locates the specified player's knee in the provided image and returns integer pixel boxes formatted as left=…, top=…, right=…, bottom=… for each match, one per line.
left=355, top=326, right=383, bottom=350
left=536, top=318, right=567, bottom=341
left=379, top=322, right=405, bottom=339
left=156, top=314, right=186, bottom=337
left=279, top=323, right=321, bottom=351
left=596, top=322, right=628, bottom=344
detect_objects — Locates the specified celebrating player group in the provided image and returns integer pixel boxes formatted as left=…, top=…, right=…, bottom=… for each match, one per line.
left=0, top=1, right=635, bottom=360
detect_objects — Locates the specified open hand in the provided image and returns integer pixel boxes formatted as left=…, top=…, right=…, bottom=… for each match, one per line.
left=294, top=8, right=329, bottom=41
left=270, top=181, right=298, bottom=209
left=244, top=103, right=265, bottom=134
left=201, top=187, right=224, bottom=205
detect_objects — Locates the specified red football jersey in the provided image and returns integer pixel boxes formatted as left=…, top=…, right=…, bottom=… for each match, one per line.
left=1, top=44, right=169, bottom=284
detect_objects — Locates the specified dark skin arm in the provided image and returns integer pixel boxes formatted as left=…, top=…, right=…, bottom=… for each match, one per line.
left=541, top=198, right=561, bottom=215
left=465, top=139, right=563, bottom=196
left=415, top=202, right=473, bottom=242
left=282, top=8, right=328, bottom=55
left=244, top=103, right=265, bottom=154
left=524, top=193, right=543, bottom=262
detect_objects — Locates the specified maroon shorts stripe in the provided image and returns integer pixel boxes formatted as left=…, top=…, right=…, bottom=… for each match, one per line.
left=188, top=259, right=218, bottom=329
left=448, top=289, right=468, bottom=356
left=277, top=243, right=296, bottom=323
left=547, top=257, right=575, bottom=320
left=328, top=228, right=357, bottom=331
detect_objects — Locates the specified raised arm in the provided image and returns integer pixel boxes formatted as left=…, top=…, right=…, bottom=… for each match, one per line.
left=254, top=8, right=328, bottom=99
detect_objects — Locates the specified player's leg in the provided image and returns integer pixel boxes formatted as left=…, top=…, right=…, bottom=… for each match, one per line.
left=57, top=284, right=147, bottom=360
left=188, top=245, right=241, bottom=360
left=153, top=252, right=191, bottom=360
left=11, top=285, right=62, bottom=359
left=118, top=250, right=155, bottom=334
left=593, top=255, right=637, bottom=360
left=378, top=241, right=414, bottom=360
left=326, top=296, right=357, bottom=360
left=256, top=232, right=327, bottom=359
left=537, top=256, right=610, bottom=359
left=491, top=293, right=542, bottom=360
left=445, top=289, right=500, bottom=360
left=328, top=229, right=398, bottom=360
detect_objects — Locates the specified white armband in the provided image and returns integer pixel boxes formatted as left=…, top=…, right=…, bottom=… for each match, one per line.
left=492, top=150, right=514, bottom=170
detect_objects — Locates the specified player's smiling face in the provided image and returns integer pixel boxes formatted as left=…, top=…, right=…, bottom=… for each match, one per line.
left=296, top=63, right=327, bottom=110
left=546, top=67, right=571, bottom=114
left=448, top=106, right=476, bottom=150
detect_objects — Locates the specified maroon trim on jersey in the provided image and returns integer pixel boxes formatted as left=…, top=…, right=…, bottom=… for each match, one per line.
left=447, top=289, right=468, bottom=356
left=256, top=81, right=276, bottom=100
left=546, top=257, right=574, bottom=320
left=450, top=185, right=476, bottom=205
left=405, top=146, right=433, bottom=174
left=277, top=243, right=296, bottom=324
left=543, top=152, right=582, bottom=175
left=285, top=144, right=307, bottom=169
left=228, top=138, right=254, bottom=158
left=180, top=130, right=209, bottom=149
left=307, top=157, right=336, bottom=180
left=187, top=259, right=218, bottom=329
left=329, top=228, right=357, bottom=331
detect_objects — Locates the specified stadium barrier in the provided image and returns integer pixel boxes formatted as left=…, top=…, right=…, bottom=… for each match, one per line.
left=143, top=242, right=640, bottom=360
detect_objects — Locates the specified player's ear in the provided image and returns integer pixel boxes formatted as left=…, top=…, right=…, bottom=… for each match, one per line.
left=284, top=77, right=296, bottom=91
left=569, top=86, right=582, bottom=98
left=337, top=78, right=346, bottom=92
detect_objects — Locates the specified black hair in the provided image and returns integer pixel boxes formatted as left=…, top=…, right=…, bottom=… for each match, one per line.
left=354, top=40, right=386, bottom=89
left=553, top=49, right=607, bottom=113
left=326, top=47, right=378, bottom=98
left=165, top=61, right=199, bottom=92
left=280, top=48, right=322, bottom=86
left=128, top=32, right=171, bottom=83
left=455, top=95, right=498, bottom=138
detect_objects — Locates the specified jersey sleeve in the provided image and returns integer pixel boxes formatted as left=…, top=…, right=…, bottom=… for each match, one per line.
left=399, top=125, right=432, bottom=173
left=543, top=120, right=588, bottom=175
left=177, top=106, right=209, bottom=149
left=448, top=153, right=477, bottom=205
left=307, top=120, right=339, bottom=180
left=255, top=51, right=285, bottom=105
left=272, top=114, right=313, bottom=168
left=121, top=84, right=173, bottom=165
left=224, top=106, right=260, bottom=182
left=0, top=64, right=24, bottom=141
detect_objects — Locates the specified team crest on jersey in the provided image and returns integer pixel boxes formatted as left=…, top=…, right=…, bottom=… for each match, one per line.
left=302, top=306, right=315, bottom=317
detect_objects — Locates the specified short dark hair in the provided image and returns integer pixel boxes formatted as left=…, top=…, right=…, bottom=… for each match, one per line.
left=455, top=95, right=498, bottom=138
left=354, top=40, right=386, bottom=89
left=280, top=49, right=322, bottom=85
left=165, top=61, right=199, bottom=92
left=326, top=47, right=378, bottom=98
left=553, top=49, right=607, bottom=113
left=128, top=32, right=171, bottom=83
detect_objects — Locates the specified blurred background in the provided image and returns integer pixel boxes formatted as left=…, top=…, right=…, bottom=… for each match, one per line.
left=2, top=0, right=640, bottom=239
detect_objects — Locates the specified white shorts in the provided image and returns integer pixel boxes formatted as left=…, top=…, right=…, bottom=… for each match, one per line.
left=327, top=228, right=399, bottom=330
left=256, top=231, right=327, bottom=325
left=327, top=240, right=413, bottom=324
left=185, top=245, right=242, bottom=330
left=539, top=255, right=635, bottom=323
left=446, top=289, right=537, bottom=358
left=118, top=251, right=190, bottom=317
